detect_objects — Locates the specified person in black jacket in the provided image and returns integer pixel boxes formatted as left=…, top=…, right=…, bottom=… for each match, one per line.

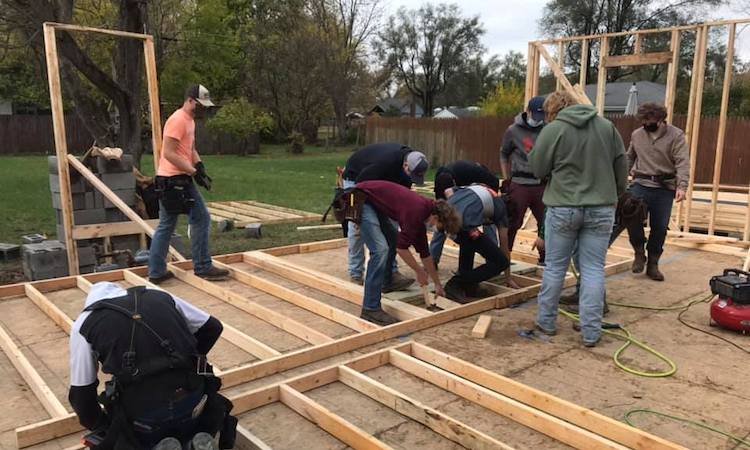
left=433, top=160, right=500, bottom=200
left=342, top=143, right=429, bottom=289
left=69, top=282, right=235, bottom=450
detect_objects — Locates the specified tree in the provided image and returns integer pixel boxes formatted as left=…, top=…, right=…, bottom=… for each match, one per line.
left=375, top=3, right=485, bottom=117
left=480, top=83, right=524, bottom=117
left=498, top=51, right=526, bottom=85
left=207, top=98, right=273, bottom=155
left=436, top=56, right=500, bottom=108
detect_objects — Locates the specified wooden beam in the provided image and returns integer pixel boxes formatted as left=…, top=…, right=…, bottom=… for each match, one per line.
left=532, top=43, right=541, bottom=97
left=279, top=384, right=394, bottom=450
left=72, top=220, right=161, bottom=239
left=665, top=30, right=682, bottom=123
left=212, top=261, right=378, bottom=332
left=212, top=202, right=277, bottom=219
left=535, top=43, right=591, bottom=105
left=579, top=39, right=589, bottom=87
left=408, top=343, right=686, bottom=450
left=709, top=23, right=736, bottom=236
left=143, top=37, right=162, bottom=170
left=683, top=26, right=710, bottom=233
left=76, top=276, right=93, bottom=294
left=389, top=350, right=628, bottom=450
left=25, top=284, right=73, bottom=334
left=0, top=321, right=68, bottom=417
left=603, top=51, right=673, bottom=67
left=338, top=365, right=515, bottom=450
left=243, top=200, right=320, bottom=217
left=16, top=413, right=82, bottom=448
left=634, top=34, right=643, bottom=53
left=67, top=155, right=185, bottom=261
left=557, top=41, right=565, bottom=91
left=225, top=201, right=301, bottom=219
left=45, top=22, right=150, bottom=40
left=243, top=251, right=430, bottom=321
left=471, top=315, right=492, bottom=338
left=236, top=426, right=273, bottom=450
left=525, top=42, right=535, bottom=106
left=167, top=265, right=334, bottom=345
left=596, top=37, right=609, bottom=115
left=43, top=24, right=78, bottom=274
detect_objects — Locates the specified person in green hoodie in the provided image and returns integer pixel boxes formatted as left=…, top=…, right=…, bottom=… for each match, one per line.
left=528, top=91, right=628, bottom=347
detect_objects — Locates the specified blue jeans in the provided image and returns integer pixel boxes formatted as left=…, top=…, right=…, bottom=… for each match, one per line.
left=344, top=179, right=397, bottom=278
left=148, top=182, right=213, bottom=278
left=627, top=184, right=675, bottom=256
left=360, top=205, right=397, bottom=311
left=536, top=206, right=615, bottom=343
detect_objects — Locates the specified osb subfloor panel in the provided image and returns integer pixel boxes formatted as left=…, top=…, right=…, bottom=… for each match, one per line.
left=15, top=242, right=750, bottom=449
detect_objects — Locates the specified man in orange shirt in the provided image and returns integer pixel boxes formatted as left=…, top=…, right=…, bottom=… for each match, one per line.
left=148, top=84, right=229, bottom=283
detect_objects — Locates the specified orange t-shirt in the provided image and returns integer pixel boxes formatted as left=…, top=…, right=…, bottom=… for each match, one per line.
left=157, top=108, right=198, bottom=177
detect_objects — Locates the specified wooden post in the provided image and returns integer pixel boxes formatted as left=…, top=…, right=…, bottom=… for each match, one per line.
left=143, top=37, right=162, bottom=171
left=708, top=23, right=736, bottom=235
left=596, top=37, right=609, bottom=115
left=634, top=34, right=643, bottom=54
left=532, top=44, right=541, bottom=97
left=535, top=43, right=591, bottom=105
left=683, top=26, right=710, bottom=233
left=525, top=42, right=535, bottom=106
left=556, top=41, right=565, bottom=91
left=43, top=24, right=79, bottom=274
left=665, top=30, right=682, bottom=123
left=579, top=39, right=589, bottom=87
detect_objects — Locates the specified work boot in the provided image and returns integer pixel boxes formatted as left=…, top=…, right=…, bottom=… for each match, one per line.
left=382, top=271, right=415, bottom=293
left=190, top=432, right=218, bottom=450
left=149, top=271, right=175, bottom=285
left=444, top=278, right=470, bottom=303
left=196, top=266, right=230, bottom=281
left=153, top=437, right=181, bottom=450
left=360, top=308, right=399, bottom=326
left=350, top=275, right=364, bottom=286
left=646, top=254, right=664, bottom=281
left=632, top=248, right=646, bottom=273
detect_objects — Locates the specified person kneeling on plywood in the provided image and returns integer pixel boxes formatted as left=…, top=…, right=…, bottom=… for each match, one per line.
left=68, top=282, right=237, bottom=450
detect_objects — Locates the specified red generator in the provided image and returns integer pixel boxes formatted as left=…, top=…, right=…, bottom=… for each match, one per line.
left=710, top=269, right=750, bottom=333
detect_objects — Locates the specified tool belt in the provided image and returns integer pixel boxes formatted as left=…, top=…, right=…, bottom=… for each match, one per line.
left=616, top=192, right=648, bottom=227
left=323, top=187, right=367, bottom=225
left=511, top=171, right=542, bottom=185
left=633, top=173, right=676, bottom=189
left=155, top=175, right=195, bottom=215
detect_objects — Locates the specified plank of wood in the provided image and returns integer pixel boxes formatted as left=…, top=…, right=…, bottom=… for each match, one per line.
left=45, top=21, right=150, bottom=40
left=471, top=315, right=492, bottom=338
left=297, top=224, right=341, bottom=231
left=43, top=24, right=79, bottom=274
left=389, top=350, right=629, bottom=450
left=213, top=261, right=378, bottom=332
left=596, top=37, right=609, bottom=115
left=0, top=321, right=68, bottom=417
left=279, top=384, right=394, bottom=450
left=243, top=200, right=320, bottom=217
left=236, top=425, right=274, bottom=450
left=243, top=251, right=430, bottom=321
left=206, top=206, right=260, bottom=223
left=525, top=42, right=535, bottom=105
left=167, top=265, right=334, bottom=345
left=72, top=220, right=160, bottom=239
left=16, top=413, right=82, bottom=448
left=25, top=284, right=74, bottom=334
left=143, top=37, right=163, bottom=169
left=603, top=51, right=673, bottom=67
left=408, top=343, right=687, bottom=450
left=556, top=41, right=565, bottom=91
left=665, top=30, right=682, bottom=123
left=579, top=38, right=589, bottom=87
left=535, top=43, right=591, bottom=105
left=298, top=238, right=348, bottom=253
left=226, top=201, right=301, bottom=219
left=338, top=365, right=515, bottom=450
left=67, top=155, right=185, bottom=261
left=76, top=276, right=93, bottom=294
left=211, top=202, right=279, bottom=220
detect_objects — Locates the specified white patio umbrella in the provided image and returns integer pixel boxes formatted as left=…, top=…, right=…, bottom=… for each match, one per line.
left=624, top=83, right=639, bottom=116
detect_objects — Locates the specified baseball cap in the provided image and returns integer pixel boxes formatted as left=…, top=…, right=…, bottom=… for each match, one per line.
left=528, top=96, right=545, bottom=122
left=406, top=151, right=429, bottom=185
left=186, top=84, right=215, bottom=107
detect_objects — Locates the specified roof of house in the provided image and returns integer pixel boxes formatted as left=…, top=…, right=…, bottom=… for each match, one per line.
left=434, top=107, right=480, bottom=119
left=582, top=81, right=665, bottom=112
left=370, top=98, right=424, bottom=116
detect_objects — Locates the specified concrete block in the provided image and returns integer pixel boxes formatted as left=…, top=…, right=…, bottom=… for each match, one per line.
left=51, top=192, right=96, bottom=211
left=56, top=209, right=107, bottom=226
left=105, top=209, right=128, bottom=223
left=77, top=245, right=97, bottom=267
left=79, top=265, right=96, bottom=274
left=95, top=154, right=134, bottom=174
left=95, top=263, right=120, bottom=272
left=102, top=189, right=136, bottom=209
left=49, top=173, right=89, bottom=194
left=111, top=235, right=141, bottom=253
left=22, top=241, right=69, bottom=280
left=21, top=234, right=46, bottom=244
left=100, top=172, right=135, bottom=190
left=0, top=243, right=20, bottom=262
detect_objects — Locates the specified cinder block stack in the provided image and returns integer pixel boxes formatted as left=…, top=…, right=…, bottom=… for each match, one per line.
left=22, top=240, right=68, bottom=280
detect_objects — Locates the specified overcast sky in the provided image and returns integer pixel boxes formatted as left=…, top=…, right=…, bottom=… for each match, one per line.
left=384, top=0, right=750, bottom=61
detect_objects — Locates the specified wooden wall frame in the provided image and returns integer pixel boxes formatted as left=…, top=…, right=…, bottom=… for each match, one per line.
left=43, top=22, right=178, bottom=275
left=527, top=19, right=750, bottom=248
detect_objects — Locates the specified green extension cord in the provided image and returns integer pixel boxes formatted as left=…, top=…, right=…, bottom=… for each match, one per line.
left=624, top=409, right=750, bottom=449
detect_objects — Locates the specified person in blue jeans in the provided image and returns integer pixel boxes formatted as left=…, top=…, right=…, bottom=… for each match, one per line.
left=529, top=91, right=628, bottom=347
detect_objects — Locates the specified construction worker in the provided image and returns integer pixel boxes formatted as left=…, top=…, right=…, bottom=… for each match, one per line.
left=148, top=84, right=229, bottom=284
left=342, top=143, right=429, bottom=288
left=433, top=160, right=500, bottom=200
left=500, top=96, right=547, bottom=263
left=439, top=185, right=514, bottom=303
left=68, top=282, right=237, bottom=449
left=626, top=102, right=689, bottom=281
left=529, top=91, right=628, bottom=347
left=354, top=180, right=461, bottom=325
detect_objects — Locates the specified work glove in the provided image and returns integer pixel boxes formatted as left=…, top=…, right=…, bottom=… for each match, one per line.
left=194, top=161, right=212, bottom=191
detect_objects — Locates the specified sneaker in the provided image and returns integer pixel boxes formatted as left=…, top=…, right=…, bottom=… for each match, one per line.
left=350, top=275, right=364, bottom=286
left=196, top=266, right=230, bottom=281
left=190, top=432, right=217, bottom=450
left=360, top=308, right=399, bottom=326
left=534, top=322, right=557, bottom=336
left=583, top=337, right=601, bottom=347
left=444, top=278, right=470, bottom=304
left=382, top=271, right=415, bottom=293
left=153, top=437, right=181, bottom=450
left=149, top=271, right=175, bottom=285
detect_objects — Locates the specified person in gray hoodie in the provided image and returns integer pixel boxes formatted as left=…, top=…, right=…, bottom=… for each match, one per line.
left=500, top=96, right=546, bottom=263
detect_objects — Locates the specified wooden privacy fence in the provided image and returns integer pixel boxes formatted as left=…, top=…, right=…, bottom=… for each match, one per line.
left=366, top=115, right=750, bottom=186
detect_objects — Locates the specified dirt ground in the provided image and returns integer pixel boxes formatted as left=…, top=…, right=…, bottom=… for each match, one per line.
left=3, top=241, right=749, bottom=449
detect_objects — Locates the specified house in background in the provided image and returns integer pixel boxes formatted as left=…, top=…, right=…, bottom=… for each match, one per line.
left=433, top=106, right=481, bottom=119
left=543, top=81, right=665, bottom=114
left=369, top=97, right=424, bottom=117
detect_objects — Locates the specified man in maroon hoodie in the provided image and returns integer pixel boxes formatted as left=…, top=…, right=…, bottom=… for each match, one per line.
left=355, top=180, right=462, bottom=325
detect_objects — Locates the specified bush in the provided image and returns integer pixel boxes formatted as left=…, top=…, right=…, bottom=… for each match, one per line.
left=480, top=83, right=524, bottom=117
left=207, top=98, right=274, bottom=155
left=288, top=131, right=305, bottom=154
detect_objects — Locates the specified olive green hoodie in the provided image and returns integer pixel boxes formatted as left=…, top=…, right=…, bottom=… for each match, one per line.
left=529, top=104, right=628, bottom=207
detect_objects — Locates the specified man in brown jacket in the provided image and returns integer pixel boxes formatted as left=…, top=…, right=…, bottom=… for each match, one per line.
left=626, top=103, right=689, bottom=281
